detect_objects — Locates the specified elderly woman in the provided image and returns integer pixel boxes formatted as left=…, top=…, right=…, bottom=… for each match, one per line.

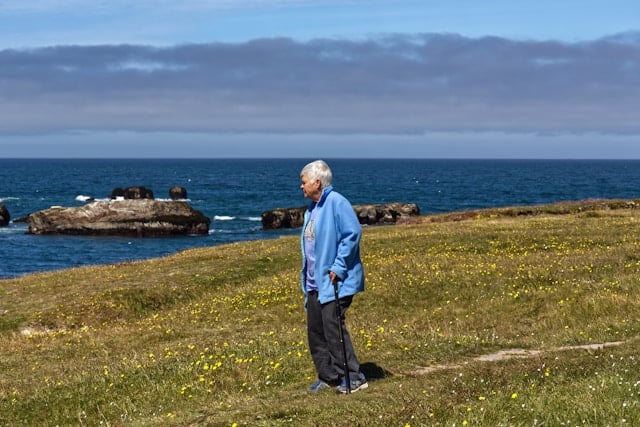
left=299, top=159, right=367, bottom=394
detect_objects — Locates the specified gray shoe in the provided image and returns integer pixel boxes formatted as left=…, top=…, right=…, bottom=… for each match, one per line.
left=336, top=372, right=368, bottom=394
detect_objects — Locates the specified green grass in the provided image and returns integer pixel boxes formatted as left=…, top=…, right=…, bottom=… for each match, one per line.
left=1, top=202, right=640, bottom=426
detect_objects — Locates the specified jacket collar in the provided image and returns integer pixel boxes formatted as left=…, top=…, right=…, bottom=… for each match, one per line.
left=311, top=185, right=333, bottom=208
left=318, top=185, right=333, bottom=205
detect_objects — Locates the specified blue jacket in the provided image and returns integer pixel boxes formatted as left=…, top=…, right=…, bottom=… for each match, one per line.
left=300, top=186, right=365, bottom=306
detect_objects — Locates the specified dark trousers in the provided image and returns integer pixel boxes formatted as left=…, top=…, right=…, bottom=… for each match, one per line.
left=306, top=291, right=361, bottom=383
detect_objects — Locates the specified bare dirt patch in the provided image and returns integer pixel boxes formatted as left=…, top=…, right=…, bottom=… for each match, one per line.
left=412, top=341, right=625, bottom=376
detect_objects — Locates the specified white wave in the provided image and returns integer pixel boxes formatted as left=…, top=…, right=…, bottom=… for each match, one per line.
left=75, top=195, right=95, bottom=202
left=208, top=228, right=234, bottom=234
left=247, top=216, right=262, bottom=222
left=0, top=197, right=19, bottom=203
left=214, top=215, right=236, bottom=221
left=76, top=195, right=112, bottom=202
left=75, top=196, right=193, bottom=203
left=0, top=223, right=27, bottom=234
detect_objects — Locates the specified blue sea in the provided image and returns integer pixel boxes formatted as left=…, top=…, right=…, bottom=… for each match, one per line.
left=1, top=158, right=639, bottom=279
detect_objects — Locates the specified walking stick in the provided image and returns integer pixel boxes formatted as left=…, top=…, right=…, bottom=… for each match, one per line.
left=333, top=280, right=351, bottom=394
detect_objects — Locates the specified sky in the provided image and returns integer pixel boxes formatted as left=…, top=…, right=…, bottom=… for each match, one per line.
left=1, top=0, right=639, bottom=159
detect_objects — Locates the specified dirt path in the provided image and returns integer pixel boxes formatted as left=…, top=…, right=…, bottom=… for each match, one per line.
left=412, top=341, right=625, bottom=376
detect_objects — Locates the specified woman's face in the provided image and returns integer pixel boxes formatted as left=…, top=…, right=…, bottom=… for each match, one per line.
left=300, top=174, right=322, bottom=202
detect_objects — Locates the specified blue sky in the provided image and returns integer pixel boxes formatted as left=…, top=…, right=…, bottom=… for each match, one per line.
left=1, top=0, right=639, bottom=158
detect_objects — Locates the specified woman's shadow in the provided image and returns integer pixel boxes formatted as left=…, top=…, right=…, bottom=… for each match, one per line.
left=360, top=362, right=392, bottom=381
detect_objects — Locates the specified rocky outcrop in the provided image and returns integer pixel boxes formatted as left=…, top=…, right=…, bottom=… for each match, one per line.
left=26, top=199, right=210, bottom=237
left=261, top=203, right=420, bottom=229
left=110, top=186, right=155, bottom=200
left=169, top=186, right=188, bottom=200
left=353, top=202, right=420, bottom=225
left=261, top=206, right=307, bottom=230
left=0, top=204, right=9, bottom=226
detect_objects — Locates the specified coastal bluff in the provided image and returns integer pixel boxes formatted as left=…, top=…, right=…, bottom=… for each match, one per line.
left=26, top=199, right=210, bottom=237
left=261, top=202, right=420, bottom=229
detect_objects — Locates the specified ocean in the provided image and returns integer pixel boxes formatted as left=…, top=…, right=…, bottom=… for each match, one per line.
left=1, top=158, right=639, bottom=279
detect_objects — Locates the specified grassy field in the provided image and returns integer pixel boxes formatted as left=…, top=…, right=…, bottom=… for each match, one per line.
left=1, top=200, right=639, bottom=426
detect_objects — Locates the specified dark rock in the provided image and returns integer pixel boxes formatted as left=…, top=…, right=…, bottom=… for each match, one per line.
left=26, top=200, right=210, bottom=237
left=0, top=204, right=10, bottom=226
left=353, top=202, right=420, bottom=225
left=110, top=187, right=125, bottom=199
left=124, top=186, right=154, bottom=200
left=261, top=203, right=420, bottom=229
left=261, top=206, right=307, bottom=230
left=169, top=186, right=188, bottom=200
left=13, top=215, right=28, bottom=223
left=110, top=186, right=154, bottom=200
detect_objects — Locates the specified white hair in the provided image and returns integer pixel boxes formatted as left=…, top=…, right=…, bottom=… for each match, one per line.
left=300, top=160, right=333, bottom=188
